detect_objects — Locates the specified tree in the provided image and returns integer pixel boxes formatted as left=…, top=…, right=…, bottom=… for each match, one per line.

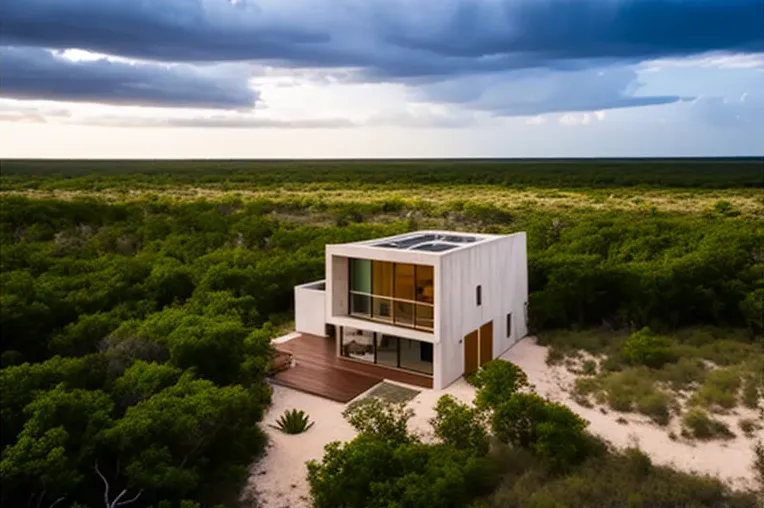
left=343, top=398, right=414, bottom=444
left=0, top=385, right=114, bottom=502
left=492, top=392, right=592, bottom=470
left=430, top=395, right=489, bottom=456
left=106, top=373, right=268, bottom=499
left=471, top=359, right=530, bottom=411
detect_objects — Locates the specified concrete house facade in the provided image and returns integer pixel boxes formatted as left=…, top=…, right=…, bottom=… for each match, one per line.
left=293, top=230, right=528, bottom=390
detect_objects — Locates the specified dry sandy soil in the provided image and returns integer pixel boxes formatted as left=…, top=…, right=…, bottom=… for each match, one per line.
left=245, top=336, right=763, bottom=508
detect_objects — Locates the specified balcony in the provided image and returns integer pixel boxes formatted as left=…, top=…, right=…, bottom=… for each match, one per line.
left=349, top=292, right=434, bottom=331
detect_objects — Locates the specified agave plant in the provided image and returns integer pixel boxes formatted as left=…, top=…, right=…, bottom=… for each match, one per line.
left=270, top=408, right=315, bottom=434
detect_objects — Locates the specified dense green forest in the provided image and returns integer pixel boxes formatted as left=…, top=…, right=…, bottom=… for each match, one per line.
left=0, top=159, right=762, bottom=506
left=2, top=157, right=763, bottom=189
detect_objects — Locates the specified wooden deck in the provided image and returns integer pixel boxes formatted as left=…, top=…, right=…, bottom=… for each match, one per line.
left=271, top=333, right=433, bottom=402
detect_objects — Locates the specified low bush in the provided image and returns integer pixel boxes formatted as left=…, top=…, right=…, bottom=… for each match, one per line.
left=682, top=408, right=735, bottom=440
left=636, top=392, right=673, bottom=426
left=739, top=418, right=759, bottom=437
left=742, top=375, right=761, bottom=409
left=622, top=327, right=677, bottom=369
left=754, top=441, right=764, bottom=493
left=545, top=346, right=565, bottom=366
left=655, top=357, right=707, bottom=390
left=581, top=359, right=598, bottom=375
left=690, top=367, right=741, bottom=411
left=487, top=445, right=759, bottom=508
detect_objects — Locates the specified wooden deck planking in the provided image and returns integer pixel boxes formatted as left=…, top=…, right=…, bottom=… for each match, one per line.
left=272, top=333, right=432, bottom=402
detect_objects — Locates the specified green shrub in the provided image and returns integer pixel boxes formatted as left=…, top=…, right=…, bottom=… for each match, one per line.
left=742, top=376, right=760, bottom=409
left=754, top=441, right=764, bottom=492
left=342, top=398, right=413, bottom=444
left=306, top=435, right=497, bottom=508
left=690, top=367, right=741, bottom=411
left=581, top=359, right=597, bottom=375
left=473, top=359, right=530, bottom=411
left=601, top=368, right=658, bottom=413
left=636, top=392, right=673, bottom=426
left=270, top=408, right=315, bottom=434
left=655, top=357, right=707, bottom=390
left=464, top=370, right=480, bottom=387
left=738, top=418, right=759, bottom=437
left=622, top=328, right=677, bottom=369
left=573, top=377, right=602, bottom=407
left=681, top=408, right=735, bottom=440
left=545, top=346, right=565, bottom=366
left=492, top=393, right=592, bottom=470
left=430, top=395, right=489, bottom=456
left=600, top=354, right=626, bottom=373
left=487, top=445, right=759, bottom=508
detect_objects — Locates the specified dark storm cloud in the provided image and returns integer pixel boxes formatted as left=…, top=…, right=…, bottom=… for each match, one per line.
left=0, top=0, right=762, bottom=115
left=0, top=46, right=258, bottom=108
left=1, top=0, right=762, bottom=76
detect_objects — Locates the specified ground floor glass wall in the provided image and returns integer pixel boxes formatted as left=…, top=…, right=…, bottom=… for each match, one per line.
left=340, top=326, right=433, bottom=375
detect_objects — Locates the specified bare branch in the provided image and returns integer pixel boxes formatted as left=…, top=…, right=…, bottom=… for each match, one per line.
left=114, top=490, right=143, bottom=507
left=111, top=489, right=128, bottom=508
left=48, top=497, right=66, bottom=508
left=95, top=460, right=110, bottom=508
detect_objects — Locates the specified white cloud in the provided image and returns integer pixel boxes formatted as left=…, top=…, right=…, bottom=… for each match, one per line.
left=558, top=111, right=607, bottom=126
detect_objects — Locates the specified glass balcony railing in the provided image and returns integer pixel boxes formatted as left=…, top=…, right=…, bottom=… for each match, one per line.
left=349, top=291, right=434, bottom=332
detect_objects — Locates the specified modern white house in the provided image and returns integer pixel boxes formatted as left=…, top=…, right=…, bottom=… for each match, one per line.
left=293, top=230, right=528, bottom=390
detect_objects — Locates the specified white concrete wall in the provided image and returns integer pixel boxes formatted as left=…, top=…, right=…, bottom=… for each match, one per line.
left=294, top=281, right=326, bottom=336
left=326, top=254, right=348, bottom=317
left=435, top=232, right=528, bottom=389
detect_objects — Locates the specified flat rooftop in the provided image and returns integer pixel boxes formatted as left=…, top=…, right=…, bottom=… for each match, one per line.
left=347, top=230, right=503, bottom=254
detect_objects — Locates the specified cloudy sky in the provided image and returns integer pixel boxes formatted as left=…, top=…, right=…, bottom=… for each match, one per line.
left=1, top=0, right=762, bottom=158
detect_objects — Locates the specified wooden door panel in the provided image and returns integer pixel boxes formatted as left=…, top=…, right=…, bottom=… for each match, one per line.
left=464, top=330, right=479, bottom=375
left=479, top=320, right=493, bottom=366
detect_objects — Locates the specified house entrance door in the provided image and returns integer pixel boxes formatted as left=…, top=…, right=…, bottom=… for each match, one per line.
left=479, top=321, right=493, bottom=367
left=463, top=330, right=479, bottom=375
left=463, top=320, right=494, bottom=375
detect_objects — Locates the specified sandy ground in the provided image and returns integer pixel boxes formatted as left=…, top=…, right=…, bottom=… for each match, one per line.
left=246, top=336, right=763, bottom=508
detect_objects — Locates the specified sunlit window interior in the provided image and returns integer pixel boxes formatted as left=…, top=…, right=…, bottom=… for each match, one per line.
left=349, top=259, right=434, bottom=331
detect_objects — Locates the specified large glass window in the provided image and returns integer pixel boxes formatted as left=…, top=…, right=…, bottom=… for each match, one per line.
left=399, top=337, right=434, bottom=374
left=350, top=258, right=371, bottom=293
left=415, top=265, right=434, bottom=304
left=347, top=258, right=434, bottom=332
left=340, top=329, right=433, bottom=376
left=376, top=334, right=399, bottom=369
left=372, top=261, right=393, bottom=297
left=395, top=263, right=416, bottom=300
left=340, top=327, right=375, bottom=362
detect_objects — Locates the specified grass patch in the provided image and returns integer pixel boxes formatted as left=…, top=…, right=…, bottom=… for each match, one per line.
left=573, top=368, right=674, bottom=425
left=742, top=376, right=761, bottom=409
left=681, top=408, right=735, bottom=440
left=689, top=367, right=741, bottom=412
left=581, top=359, right=598, bottom=376
left=654, top=357, right=707, bottom=390
left=487, top=443, right=759, bottom=508
left=537, top=328, right=628, bottom=357
left=545, top=346, right=565, bottom=366
left=738, top=418, right=760, bottom=438
left=345, top=381, right=420, bottom=413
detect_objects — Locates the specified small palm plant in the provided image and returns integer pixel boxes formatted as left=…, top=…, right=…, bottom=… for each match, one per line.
left=270, top=409, right=315, bottom=434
